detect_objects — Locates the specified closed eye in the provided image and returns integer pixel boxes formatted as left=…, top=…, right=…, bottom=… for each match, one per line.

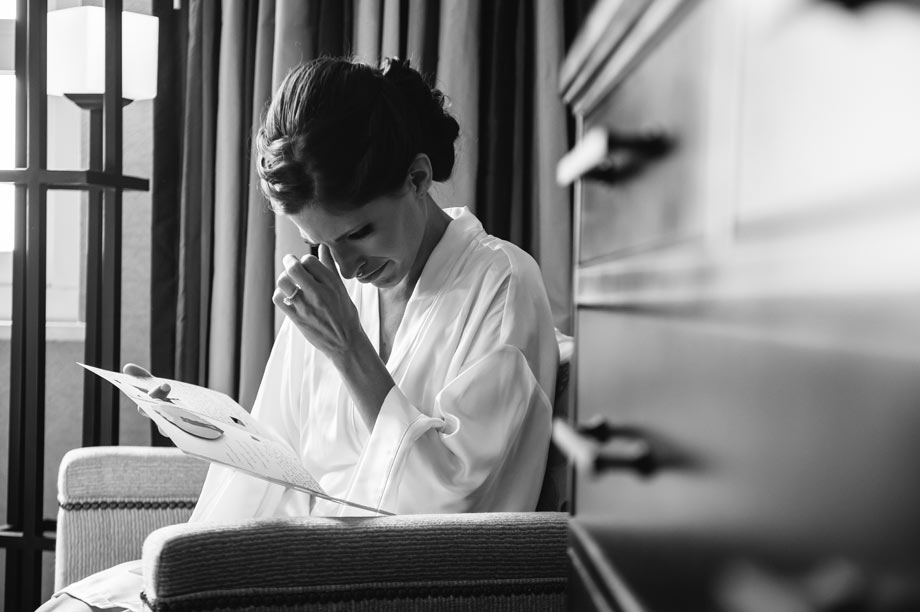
left=348, top=225, right=373, bottom=240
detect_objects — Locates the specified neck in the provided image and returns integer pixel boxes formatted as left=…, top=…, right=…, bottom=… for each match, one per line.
left=386, top=195, right=450, bottom=300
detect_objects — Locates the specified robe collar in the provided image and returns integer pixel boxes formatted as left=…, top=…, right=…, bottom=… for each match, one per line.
left=358, top=207, right=482, bottom=372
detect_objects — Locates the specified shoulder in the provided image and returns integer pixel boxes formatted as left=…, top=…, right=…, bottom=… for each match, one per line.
left=442, top=208, right=554, bottom=348
left=441, top=208, right=557, bottom=388
left=445, top=207, right=546, bottom=298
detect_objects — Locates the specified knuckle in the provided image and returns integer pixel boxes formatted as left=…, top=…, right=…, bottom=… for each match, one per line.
left=284, top=257, right=303, bottom=274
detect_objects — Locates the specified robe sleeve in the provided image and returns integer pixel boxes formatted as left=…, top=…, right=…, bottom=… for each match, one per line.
left=189, top=318, right=314, bottom=521
left=334, top=346, right=552, bottom=515
left=330, top=260, right=557, bottom=516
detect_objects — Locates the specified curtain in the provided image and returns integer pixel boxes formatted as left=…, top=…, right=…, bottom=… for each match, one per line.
left=150, top=0, right=578, bottom=432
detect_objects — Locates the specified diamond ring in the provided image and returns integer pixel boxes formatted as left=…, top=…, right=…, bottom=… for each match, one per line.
left=282, top=285, right=301, bottom=307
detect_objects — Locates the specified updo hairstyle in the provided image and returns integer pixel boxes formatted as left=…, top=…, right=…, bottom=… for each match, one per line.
left=256, top=57, right=460, bottom=214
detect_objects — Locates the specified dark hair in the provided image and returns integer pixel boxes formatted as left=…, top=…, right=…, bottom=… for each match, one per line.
left=256, top=57, right=460, bottom=214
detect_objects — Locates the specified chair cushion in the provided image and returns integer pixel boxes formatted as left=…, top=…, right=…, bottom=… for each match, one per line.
left=142, top=512, right=568, bottom=611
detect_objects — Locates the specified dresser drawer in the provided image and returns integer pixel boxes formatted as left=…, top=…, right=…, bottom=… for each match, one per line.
left=572, top=306, right=920, bottom=561
left=577, top=2, right=716, bottom=265
left=717, top=0, right=920, bottom=306
left=735, top=0, right=920, bottom=227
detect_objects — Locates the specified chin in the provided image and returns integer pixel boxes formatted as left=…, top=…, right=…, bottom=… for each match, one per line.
left=371, top=275, right=400, bottom=289
left=369, top=264, right=407, bottom=289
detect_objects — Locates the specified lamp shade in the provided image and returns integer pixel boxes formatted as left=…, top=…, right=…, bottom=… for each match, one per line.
left=47, top=6, right=158, bottom=101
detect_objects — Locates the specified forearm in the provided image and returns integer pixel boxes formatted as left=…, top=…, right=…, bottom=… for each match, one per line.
left=331, top=333, right=394, bottom=432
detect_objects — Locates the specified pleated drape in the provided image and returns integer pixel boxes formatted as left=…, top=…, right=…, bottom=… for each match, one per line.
left=150, top=0, right=186, bottom=386
left=175, top=0, right=219, bottom=386
left=150, top=0, right=576, bottom=428
left=533, top=0, right=572, bottom=332
left=353, top=0, right=381, bottom=63
left=431, top=0, right=478, bottom=212
left=208, top=0, right=257, bottom=397
left=477, top=0, right=519, bottom=242
left=406, top=0, right=438, bottom=78
left=238, top=0, right=278, bottom=410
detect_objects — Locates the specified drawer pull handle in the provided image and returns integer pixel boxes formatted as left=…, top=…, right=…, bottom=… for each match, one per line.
left=828, top=0, right=886, bottom=9
left=573, top=414, right=641, bottom=442
left=556, top=126, right=672, bottom=187
left=552, top=418, right=657, bottom=477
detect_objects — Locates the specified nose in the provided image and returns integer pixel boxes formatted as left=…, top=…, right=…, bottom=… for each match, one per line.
left=327, top=245, right=362, bottom=280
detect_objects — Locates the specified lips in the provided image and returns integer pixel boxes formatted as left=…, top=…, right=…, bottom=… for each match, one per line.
left=357, top=262, right=387, bottom=283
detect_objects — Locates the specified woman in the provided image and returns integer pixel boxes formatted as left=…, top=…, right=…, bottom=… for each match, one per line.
left=42, top=56, right=557, bottom=611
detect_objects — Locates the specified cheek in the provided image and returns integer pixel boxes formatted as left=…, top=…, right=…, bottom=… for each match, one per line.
left=353, top=234, right=400, bottom=263
left=380, top=223, right=412, bottom=259
left=370, top=211, right=422, bottom=262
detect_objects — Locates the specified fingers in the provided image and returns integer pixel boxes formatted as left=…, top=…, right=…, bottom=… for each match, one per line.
left=275, top=249, right=345, bottom=314
left=276, top=252, right=334, bottom=305
left=123, top=363, right=168, bottom=404
left=275, top=254, right=307, bottom=310
left=276, top=273, right=301, bottom=302
left=302, top=249, right=344, bottom=288
left=136, top=381, right=171, bottom=422
left=148, top=382, right=171, bottom=400
left=318, top=244, right=338, bottom=274
left=282, top=253, right=318, bottom=287
left=123, top=363, right=153, bottom=378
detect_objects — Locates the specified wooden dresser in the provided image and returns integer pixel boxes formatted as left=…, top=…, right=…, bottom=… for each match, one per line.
left=555, top=1, right=920, bottom=610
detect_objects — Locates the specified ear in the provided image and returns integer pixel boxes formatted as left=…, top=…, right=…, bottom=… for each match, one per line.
left=406, top=153, right=433, bottom=199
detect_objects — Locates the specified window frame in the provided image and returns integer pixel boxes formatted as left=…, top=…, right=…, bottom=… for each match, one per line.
left=0, top=13, right=84, bottom=333
left=1, top=15, right=14, bottom=324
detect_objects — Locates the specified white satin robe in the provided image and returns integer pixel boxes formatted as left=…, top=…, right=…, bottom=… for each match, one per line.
left=57, top=206, right=557, bottom=609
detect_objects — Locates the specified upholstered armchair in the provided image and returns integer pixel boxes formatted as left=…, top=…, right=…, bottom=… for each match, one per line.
left=54, top=334, right=572, bottom=611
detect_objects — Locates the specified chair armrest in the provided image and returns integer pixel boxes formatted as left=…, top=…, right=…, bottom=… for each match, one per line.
left=55, top=446, right=209, bottom=590
left=142, top=512, right=568, bottom=612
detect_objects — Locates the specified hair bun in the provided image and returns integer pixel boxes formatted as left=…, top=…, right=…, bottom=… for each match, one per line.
left=381, top=57, right=460, bottom=182
left=258, top=57, right=461, bottom=214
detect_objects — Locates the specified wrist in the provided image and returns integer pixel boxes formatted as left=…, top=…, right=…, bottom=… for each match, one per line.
left=329, top=330, right=374, bottom=373
left=330, top=333, right=395, bottom=431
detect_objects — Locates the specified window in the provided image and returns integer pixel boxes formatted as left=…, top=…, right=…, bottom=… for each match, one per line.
left=1, top=0, right=14, bottom=327
left=0, top=77, right=12, bottom=262
left=1, top=0, right=12, bottom=250
left=0, top=74, right=12, bottom=252
left=0, top=0, right=84, bottom=329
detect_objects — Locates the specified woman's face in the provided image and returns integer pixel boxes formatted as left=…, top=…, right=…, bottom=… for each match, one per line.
left=285, top=186, right=427, bottom=289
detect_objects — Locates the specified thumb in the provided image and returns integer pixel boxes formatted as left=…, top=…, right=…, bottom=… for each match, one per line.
left=148, top=382, right=172, bottom=401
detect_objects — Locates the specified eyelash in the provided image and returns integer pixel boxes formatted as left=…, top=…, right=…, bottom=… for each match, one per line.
left=302, top=226, right=372, bottom=250
left=348, top=226, right=372, bottom=240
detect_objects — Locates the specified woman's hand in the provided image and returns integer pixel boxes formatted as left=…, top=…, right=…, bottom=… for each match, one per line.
left=123, top=363, right=171, bottom=399
left=273, top=245, right=366, bottom=363
left=122, top=363, right=171, bottom=436
left=274, top=245, right=394, bottom=431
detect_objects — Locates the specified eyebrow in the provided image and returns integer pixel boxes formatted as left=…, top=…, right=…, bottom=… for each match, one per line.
left=301, top=223, right=367, bottom=246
